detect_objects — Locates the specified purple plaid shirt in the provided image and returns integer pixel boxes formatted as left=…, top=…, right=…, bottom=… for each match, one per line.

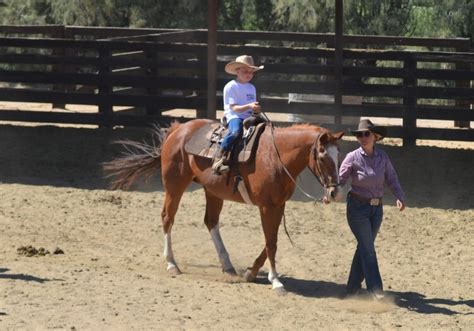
left=339, top=146, right=405, bottom=202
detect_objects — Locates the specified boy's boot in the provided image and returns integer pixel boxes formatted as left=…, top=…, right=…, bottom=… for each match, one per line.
left=212, top=147, right=230, bottom=174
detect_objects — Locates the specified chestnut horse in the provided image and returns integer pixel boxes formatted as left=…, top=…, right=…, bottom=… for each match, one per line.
left=104, top=119, right=344, bottom=294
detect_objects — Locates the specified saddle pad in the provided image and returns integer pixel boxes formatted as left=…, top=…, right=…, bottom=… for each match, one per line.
left=184, top=121, right=266, bottom=163
left=184, top=122, right=221, bottom=158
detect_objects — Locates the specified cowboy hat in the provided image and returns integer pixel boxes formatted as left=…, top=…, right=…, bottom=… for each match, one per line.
left=350, top=119, right=386, bottom=141
left=225, top=55, right=264, bottom=75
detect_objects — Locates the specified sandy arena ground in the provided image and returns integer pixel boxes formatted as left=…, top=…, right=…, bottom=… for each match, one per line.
left=0, top=106, right=473, bottom=329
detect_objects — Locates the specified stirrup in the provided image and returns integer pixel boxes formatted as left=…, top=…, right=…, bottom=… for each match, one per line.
left=212, top=158, right=230, bottom=174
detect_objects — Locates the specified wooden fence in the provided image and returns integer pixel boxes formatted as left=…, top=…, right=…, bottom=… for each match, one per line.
left=0, top=25, right=472, bottom=146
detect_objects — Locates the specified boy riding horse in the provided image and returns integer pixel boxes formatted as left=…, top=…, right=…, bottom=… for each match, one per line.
left=212, top=55, right=264, bottom=174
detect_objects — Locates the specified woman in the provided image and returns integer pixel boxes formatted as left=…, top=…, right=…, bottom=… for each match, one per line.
left=339, top=119, right=406, bottom=300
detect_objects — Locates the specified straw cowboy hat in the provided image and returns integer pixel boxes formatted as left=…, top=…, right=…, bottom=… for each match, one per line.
left=225, top=55, right=264, bottom=75
left=350, top=119, right=386, bottom=141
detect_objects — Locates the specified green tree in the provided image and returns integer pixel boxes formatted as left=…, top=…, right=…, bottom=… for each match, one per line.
left=218, top=0, right=273, bottom=31
left=126, top=0, right=207, bottom=28
left=271, top=0, right=335, bottom=32
left=345, top=0, right=411, bottom=36
left=0, top=0, right=471, bottom=40
left=431, top=0, right=473, bottom=40
left=0, top=0, right=46, bottom=25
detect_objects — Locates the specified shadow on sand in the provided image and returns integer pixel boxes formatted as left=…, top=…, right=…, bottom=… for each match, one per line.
left=0, top=267, right=61, bottom=283
left=281, top=276, right=473, bottom=315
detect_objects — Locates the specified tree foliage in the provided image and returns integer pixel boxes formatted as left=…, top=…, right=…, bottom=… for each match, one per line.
left=271, top=0, right=334, bottom=32
left=345, top=0, right=411, bottom=36
left=0, top=0, right=471, bottom=40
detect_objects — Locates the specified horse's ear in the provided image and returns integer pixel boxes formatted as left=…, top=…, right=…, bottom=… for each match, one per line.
left=331, top=131, right=345, bottom=140
left=318, top=132, right=330, bottom=146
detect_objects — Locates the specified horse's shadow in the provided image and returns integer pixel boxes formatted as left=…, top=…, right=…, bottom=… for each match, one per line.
left=280, top=276, right=346, bottom=298
left=0, top=267, right=60, bottom=283
left=280, top=276, right=473, bottom=316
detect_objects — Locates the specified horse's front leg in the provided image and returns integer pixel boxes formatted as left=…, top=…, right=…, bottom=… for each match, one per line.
left=243, top=247, right=267, bottom=282
left=204, top=190, right=237, bottom=276
left=263, top=204, right=286, bottom=293
left=248, top=204, right=286, bottom=294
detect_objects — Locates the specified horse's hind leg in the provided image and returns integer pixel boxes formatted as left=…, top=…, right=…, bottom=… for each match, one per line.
left=162, top=190, right=185, bottom=275
left=204, top=189, right=237, bottom=276
left=161, top=168, right=193, bottom=275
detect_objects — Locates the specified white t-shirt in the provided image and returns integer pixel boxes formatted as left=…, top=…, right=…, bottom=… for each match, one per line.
left=223, top=79, right=257, bottom=121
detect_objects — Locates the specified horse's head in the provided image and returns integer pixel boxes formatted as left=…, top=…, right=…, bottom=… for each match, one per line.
left=309, top=131, right=345, bottom=202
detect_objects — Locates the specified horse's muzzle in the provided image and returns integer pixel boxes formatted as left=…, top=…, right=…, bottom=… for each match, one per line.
left=328, top=185, right=343, bottom=202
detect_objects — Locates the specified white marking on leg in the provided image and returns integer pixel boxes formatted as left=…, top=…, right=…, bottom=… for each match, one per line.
left=164, top=233, right=178, bottom=271
left=268, top=267, right=284, bottom=290
left=210, top=225, right=234, bottom=272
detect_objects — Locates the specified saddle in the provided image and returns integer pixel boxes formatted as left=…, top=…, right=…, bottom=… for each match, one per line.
left=184, top=118, right=266, bottom=165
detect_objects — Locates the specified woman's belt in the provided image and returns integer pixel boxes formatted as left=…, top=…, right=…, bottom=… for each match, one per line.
left=349, top=191, right=383, bottom=206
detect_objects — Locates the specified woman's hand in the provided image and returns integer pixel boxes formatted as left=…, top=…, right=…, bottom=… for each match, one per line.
left=396, top=199, right=405, bottom=212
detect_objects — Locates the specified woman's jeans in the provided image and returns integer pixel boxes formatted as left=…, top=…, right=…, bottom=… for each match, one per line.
left=346, top=194, right=384, bottom=294
left=220, top=118, right=243, bottom=151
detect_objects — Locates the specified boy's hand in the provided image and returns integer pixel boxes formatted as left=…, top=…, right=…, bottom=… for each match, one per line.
left=250, top=102, right=261, bottom=113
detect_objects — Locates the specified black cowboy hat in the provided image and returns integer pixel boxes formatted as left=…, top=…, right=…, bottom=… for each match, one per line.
left=350, top=119, right=386, bottom=141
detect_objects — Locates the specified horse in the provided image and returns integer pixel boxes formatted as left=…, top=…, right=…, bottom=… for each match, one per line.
left=104, top=119, right=344, bottom=294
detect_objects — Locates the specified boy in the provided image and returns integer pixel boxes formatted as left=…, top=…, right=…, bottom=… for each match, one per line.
left=212, top=55, right=264, bottom=174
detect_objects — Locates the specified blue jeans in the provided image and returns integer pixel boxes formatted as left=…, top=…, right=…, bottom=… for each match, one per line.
left=346, top=193, right=384, bottom=294
left=220, top=118, right=243, bottom=152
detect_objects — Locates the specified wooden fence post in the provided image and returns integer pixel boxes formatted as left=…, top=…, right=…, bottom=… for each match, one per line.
left=145, top=39, right=158, bottom=116
left=334, top=0, right=343, bottom=127
left=403, top=56, right=417, bottom=147
left=454, top=46, right=471, bottom=128
left=98, top=47, right=113, bottom=128
left=52, top=25, right=66, bottom=109
left=206, top=0, right=218, bottom=120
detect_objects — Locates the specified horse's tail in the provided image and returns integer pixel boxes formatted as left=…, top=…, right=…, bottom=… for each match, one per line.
left=103, top=124, right=175, bottom=190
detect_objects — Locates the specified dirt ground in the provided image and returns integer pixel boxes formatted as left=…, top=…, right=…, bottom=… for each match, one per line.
left=0, top=113, right=473, bottom=329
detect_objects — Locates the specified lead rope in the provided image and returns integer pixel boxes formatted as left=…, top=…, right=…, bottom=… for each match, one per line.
left=260, top=112, right=325, bottom=248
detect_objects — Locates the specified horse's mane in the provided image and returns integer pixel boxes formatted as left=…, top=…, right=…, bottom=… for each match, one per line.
left=274, top=123, right=326, bottom=134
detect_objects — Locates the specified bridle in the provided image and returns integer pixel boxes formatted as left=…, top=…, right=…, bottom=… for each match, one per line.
left=311, top=142, right=340, bottom=190
left=267, top=120, right=340, bottom=202
left=264, top=119, right=340, bottom=247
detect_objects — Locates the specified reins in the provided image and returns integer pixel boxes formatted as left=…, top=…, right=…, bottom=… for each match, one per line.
left=263, top=112, right=327, bottom=203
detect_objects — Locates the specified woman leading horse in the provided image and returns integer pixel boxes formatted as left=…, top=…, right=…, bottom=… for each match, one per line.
left=104, top=119, right=344, bottom=294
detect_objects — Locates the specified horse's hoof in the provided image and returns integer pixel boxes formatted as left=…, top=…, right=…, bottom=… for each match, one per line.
left=223, top=267, right=238, bottom=276
left=274, top=286, right=287, bottom=296
left=223, top=273, right=241, bottom=284
left=243, top=269, right=257, bottom=283
left=167, top=265, right=182, bottom=276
